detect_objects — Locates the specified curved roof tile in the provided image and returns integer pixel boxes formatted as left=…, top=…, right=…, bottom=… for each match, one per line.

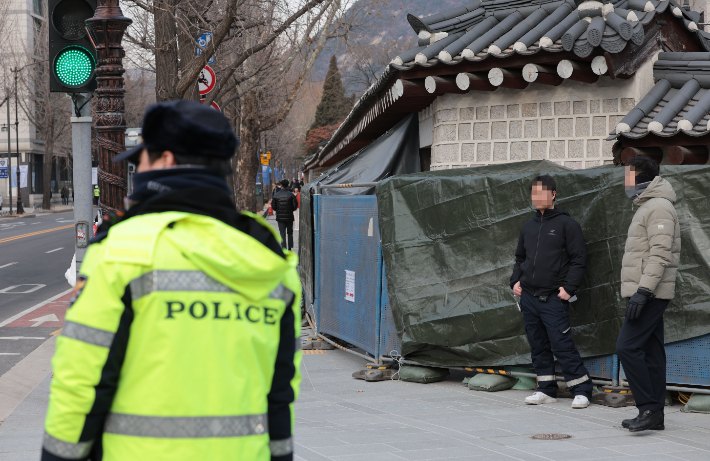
left=393, top=0, right=704, bottom=69
left=615, top=53, right=710, bottom=139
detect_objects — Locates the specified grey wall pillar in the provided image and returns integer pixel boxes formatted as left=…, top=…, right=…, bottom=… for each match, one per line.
left=71, top=93, right=93, bottom=273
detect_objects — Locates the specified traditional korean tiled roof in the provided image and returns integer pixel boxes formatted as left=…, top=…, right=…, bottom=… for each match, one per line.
left=305, top=0, right=708, bottom=171
left=613, top=52, right=710, bottom=139
left=393, top=0, right=706, bottom=67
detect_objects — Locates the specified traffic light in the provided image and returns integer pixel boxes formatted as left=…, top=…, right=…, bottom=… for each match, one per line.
left=49, top=0, right=97, bottom=93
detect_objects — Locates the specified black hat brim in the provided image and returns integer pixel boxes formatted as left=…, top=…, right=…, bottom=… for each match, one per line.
left=113, top=143, right=144, bottom=164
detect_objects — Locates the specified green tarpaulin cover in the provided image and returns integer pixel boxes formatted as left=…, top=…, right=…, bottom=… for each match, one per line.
left=376, top=160, right=710, bottom=367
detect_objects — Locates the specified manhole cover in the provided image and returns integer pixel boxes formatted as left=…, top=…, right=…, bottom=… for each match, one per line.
left=530, top=434, right=572, bottom=440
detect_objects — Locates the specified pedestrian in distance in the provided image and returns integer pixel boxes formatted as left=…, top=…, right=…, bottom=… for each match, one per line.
left=271, top=179, right=298, bottom=251
left=61, top=185, right=68, bottom=205
left=510, top=175, right=592, bottom=409
left=42, top=100, right=302, bottom=461
left=93, top=185, right=100, bottom=205
left=616, top=156, right=680, bottom=432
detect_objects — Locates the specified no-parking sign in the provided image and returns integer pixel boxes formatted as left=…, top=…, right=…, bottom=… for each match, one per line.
left=198, top=65, right=216, bottom=95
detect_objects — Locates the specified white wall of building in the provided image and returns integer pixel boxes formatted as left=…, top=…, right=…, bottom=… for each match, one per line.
left=422, top=57, right=658, bottom=171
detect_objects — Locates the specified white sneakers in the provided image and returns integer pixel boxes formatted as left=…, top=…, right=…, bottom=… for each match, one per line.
left=572, top=395, right=590, bottom=409
left=524, top=392, right=590, bottom=409
left=525, top=392, right=558, bottom=405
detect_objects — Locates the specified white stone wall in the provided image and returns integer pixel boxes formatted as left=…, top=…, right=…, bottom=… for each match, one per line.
left=426, top=57, right=658, bottom=171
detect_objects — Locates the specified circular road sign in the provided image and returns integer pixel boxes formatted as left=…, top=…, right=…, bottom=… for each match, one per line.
left=199, top=99, right=220, bottom=112
left=198, top=65, right=216, bottom=95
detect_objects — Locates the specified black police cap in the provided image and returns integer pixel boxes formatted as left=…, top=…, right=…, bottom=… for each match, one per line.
left=113, top=100, right=240, bottom=164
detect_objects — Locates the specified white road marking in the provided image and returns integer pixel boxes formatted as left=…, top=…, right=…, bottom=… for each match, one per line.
left=0, top=353, right=20, bottom=355
left=46, top=247, right=64, bottom=253
left=0, top=288, right=72, bottom=327
left=0, top=284, right=46, bottom=294
left=31, top=222, right=40, bottom=225
left=29, top=314, right=59, bottom=327
left=0, top=337, right=45, bottom=340
left=0, top=262, right=17, bottom=268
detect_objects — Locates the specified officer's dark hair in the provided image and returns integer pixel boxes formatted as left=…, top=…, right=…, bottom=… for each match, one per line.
left=147, top=150, right=232, bottom=177
left=280, top=179, right=289, bottom=188
left=625, top=155, right=659, bottom=179
left=531, top=175, right=557, bottom=201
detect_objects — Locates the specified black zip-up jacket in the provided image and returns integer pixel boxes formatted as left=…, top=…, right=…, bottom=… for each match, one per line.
left=272, top=189, right=298, bottom=222
left=510, top=208, right=587, bottom=297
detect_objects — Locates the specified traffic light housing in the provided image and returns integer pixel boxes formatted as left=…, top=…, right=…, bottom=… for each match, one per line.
left=49, top=0, right=97, bottom=93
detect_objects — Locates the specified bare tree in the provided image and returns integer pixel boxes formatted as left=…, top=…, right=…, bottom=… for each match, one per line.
left=10, top=8, right=72, bottom=209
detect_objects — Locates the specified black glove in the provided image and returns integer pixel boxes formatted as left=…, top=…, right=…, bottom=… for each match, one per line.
left=625, top=288, right=654, bottom=320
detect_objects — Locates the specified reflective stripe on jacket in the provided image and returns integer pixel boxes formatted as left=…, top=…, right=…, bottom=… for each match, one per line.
left=43, top=211, right=302, bottom=461
left=621, top=176, right=680, bottom=299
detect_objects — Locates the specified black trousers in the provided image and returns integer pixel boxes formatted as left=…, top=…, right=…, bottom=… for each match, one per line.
left=616, top=298, right=669, bottom=413
left=278, top=220, right=293, bottom=250
left=521, top=291, right=593, bottom=398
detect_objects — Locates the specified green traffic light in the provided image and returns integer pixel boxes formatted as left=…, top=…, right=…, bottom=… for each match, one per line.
left=54, top=46, right=95, bottom=87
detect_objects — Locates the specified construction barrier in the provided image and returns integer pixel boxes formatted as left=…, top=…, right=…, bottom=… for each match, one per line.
left=308, top=193, right=401, bottom=362
left=305, top=189, right=710, bottom=388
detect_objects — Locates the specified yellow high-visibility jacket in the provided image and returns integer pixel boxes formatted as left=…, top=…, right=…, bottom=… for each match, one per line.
left=43, top=211, right=302, bottom=461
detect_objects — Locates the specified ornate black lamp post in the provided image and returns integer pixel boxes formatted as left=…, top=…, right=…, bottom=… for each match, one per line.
left=85, top=0, right=131, bottom=213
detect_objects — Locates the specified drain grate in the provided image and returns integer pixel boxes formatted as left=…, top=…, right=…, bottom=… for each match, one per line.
left=530, top=434, right=572, bottom=440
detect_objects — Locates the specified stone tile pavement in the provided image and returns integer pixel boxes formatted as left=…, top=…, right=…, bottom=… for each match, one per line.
left=295, top=349, right=710, bottom=461
left=1, top=345, right=709, bottom=460
left=0, top=374, right=50, bottom=460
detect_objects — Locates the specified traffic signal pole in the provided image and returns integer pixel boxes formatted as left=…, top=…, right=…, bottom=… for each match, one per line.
left=70, top=93, right=92, bottom=273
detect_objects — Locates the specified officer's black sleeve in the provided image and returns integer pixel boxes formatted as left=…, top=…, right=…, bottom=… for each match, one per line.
left=510, top=229, right=526, bottom=289
left=271, top=196, right=278, bottom=212
left=291, top=195, right=298, bottom=212
left=267, top=294, right=297, bottom=461
left=562, top=219, right=587, bottom=296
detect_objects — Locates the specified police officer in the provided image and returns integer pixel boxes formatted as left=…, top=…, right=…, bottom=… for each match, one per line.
left=93, top=185, right=100, bottom=205
left=510, top=175, right=592, bottom=409
left=42, top=100, right=302, bottom=461
left=617, top=156, right=680, bottom=432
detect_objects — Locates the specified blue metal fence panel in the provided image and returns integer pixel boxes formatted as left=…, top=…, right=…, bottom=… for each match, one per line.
left=317, top=196, right=381, bottom=356
left=620, top=333, right=710, bottom=386
left=582, top=354, right=616, bottom=380
left=379, top=265, right=401, bottom=357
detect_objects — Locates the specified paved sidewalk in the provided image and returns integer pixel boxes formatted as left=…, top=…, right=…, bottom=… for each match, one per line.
left=0, top=374, right=50, bottom=460
left=295, top=349, right=710, bottom=461
left=1, top=341, right=710, bottom=460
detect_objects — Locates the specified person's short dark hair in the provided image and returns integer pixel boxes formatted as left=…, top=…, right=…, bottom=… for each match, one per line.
left=147, top=150, right=232, bottom=177
left=531, top=175, right=556, bottom=195
left=625, top=155, right=659, bottom=179
left=280, top=179, right=290, bottom=188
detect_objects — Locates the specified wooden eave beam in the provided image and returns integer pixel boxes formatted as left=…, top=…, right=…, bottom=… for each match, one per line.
left=617, top=132, right=710, bottom=148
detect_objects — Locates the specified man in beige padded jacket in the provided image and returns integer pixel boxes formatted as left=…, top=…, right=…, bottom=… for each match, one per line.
left=616, top=155, right=680, bottom=433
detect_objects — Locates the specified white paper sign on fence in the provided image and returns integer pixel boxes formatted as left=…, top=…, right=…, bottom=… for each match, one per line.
left=345, top=270, right=355, bottom=303
left=92, top=167, right=98, bottom=185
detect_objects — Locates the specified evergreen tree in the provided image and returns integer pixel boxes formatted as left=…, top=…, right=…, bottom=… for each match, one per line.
left=310, top=55, right=352, bottom=132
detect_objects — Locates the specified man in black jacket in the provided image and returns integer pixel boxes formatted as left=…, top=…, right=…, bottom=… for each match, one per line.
left=271, top=179, right=299, bottom=250
left=510, top=175, right=591, bottom=409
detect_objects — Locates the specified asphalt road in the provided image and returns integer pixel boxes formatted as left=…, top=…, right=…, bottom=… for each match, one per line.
left=0, top=211, right=76, bottom=376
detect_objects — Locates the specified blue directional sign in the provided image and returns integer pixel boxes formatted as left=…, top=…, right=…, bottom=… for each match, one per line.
left=196, top=32, right=214, bottom=64
left=0, top=168, right=7, bottom=179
